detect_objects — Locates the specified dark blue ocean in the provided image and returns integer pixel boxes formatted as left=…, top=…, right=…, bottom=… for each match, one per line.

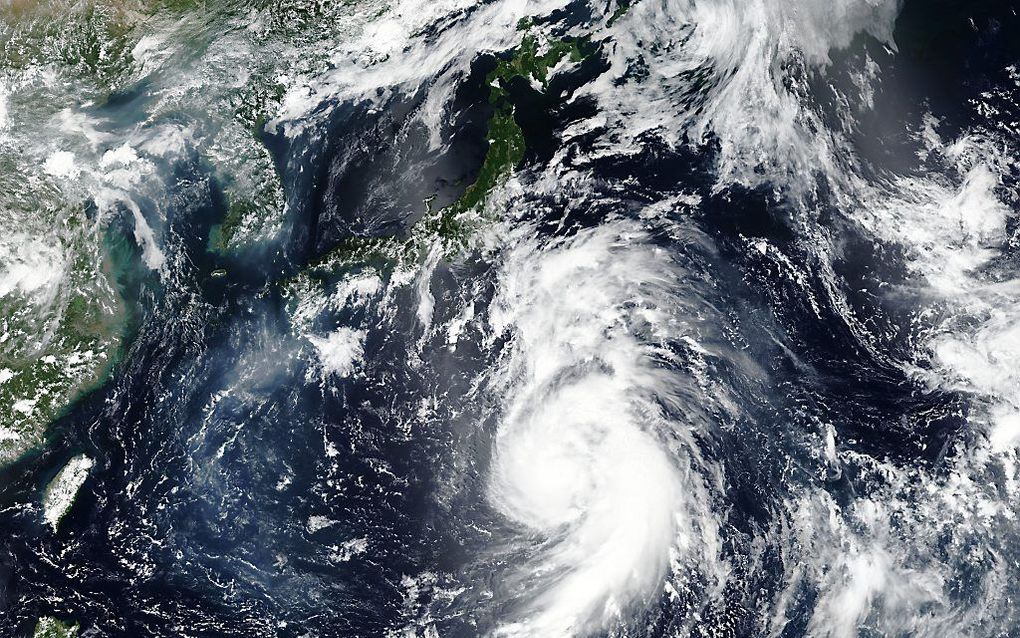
left=2, top=1, right=1020, bottom=636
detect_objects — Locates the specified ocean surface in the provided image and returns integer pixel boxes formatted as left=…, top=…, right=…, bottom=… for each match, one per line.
left=2, top=0, right=1020, bottom=636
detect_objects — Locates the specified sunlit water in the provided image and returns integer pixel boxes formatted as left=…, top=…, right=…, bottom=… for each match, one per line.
left=2, top=0, right=1020, bottom=636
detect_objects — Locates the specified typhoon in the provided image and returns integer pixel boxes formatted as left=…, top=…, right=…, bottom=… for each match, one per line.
left=1, top=0, right=1020, bottom=636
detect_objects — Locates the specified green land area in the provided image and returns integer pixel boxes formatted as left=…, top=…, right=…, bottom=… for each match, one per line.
left=303, top=31, right=593, bottom=281
left=0, top=2, right=607, bottom=467
left=33, top=616, right=78, bottom=638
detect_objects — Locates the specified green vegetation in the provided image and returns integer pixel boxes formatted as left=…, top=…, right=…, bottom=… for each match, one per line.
left=0, top=0, right=408, bottom=470
left=33, top=616, right=79, bottom=638
left=487, top=35, right=588, bottom=90
left=0, top=206, right=128, bottom=466
left=436, top=35, right=588, bottom=222
left=54, top=4, right=135, bottom=87
left=0, top=1, right=145, bottom=102
left=433, top=33, right=590, bottom=236
left=299, top=30, right=596, bottom=280
left=208, top=128, right=286, bottom=253
left=443, top=110, right=526, bottom=219
left=208, top=200, right=248, bottom=252
left=607, top=0, right=635, bottom=27
left=0, top=1, right=146, bottom=467
left=205, top=32, right=292, bottom=254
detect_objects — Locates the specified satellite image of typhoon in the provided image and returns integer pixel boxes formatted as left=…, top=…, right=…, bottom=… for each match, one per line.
left=0, top=0, right=1019, bottom=636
